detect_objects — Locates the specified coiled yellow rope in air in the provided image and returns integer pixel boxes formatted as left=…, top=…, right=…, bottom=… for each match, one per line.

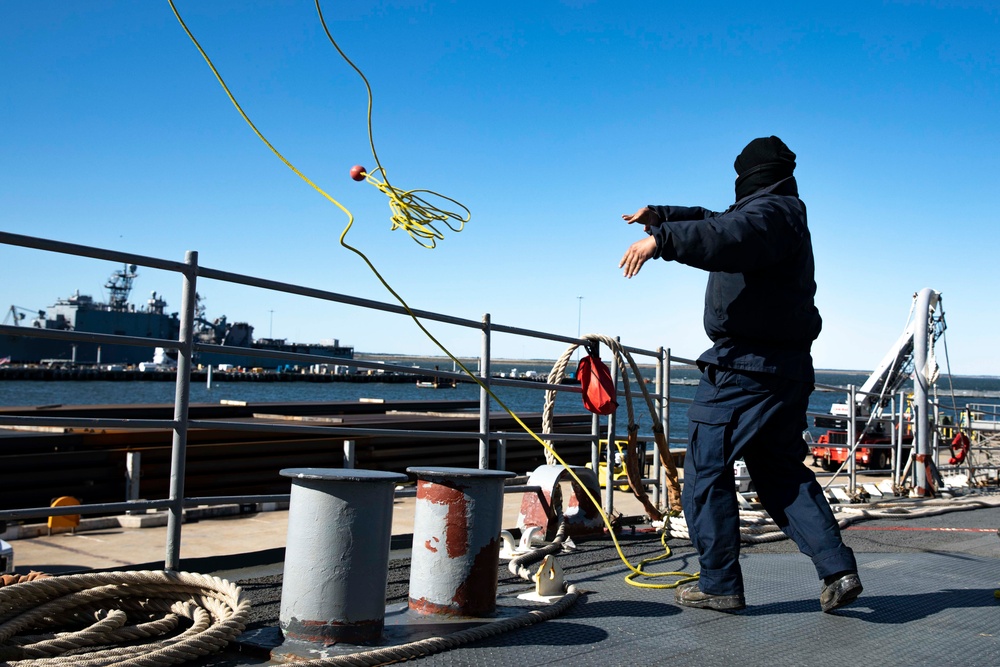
left=353, top=166, right=470, bottom=248
left=167, top=0, right=691, bottom=591
left=315, top=0, right=469, bottom=248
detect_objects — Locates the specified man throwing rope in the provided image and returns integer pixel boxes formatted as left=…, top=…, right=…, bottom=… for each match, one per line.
left=618, top=136, right=862, bottom=613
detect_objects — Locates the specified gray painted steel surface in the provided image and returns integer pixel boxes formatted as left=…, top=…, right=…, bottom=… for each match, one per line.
left=165, top=251, right=197, bottom=571
left=220, top=502, right=1000, bottom=667
left=913, top=287, right=935, bottom=496
left=277, top=467, right=407, bottom=645
left=407, top=466, right=515, bottom=617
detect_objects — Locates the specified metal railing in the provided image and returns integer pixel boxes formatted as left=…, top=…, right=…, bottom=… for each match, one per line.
left=806, top=382, right=1000, bottom=494
left=0, top=231, right=681, bottom=569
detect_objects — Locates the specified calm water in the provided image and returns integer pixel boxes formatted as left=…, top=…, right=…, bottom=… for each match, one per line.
left=2, top=364, right=998, bottom=442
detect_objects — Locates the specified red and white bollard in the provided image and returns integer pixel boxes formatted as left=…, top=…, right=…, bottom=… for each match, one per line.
left=406, top=466, right=514, bottom=617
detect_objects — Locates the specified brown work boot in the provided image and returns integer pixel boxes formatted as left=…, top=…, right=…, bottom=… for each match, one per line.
left=674, top=581, right=746, bottom=611
left=820, top=572, right=863, bottom=612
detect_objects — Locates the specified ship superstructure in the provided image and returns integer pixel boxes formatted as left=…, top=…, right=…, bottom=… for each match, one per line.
left=1, top=264, right=180, bottom=365
left=1, top=265, right=353, bottom=368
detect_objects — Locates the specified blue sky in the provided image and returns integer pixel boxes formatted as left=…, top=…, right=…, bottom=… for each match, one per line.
left=2, top=1, right=998, bottom=375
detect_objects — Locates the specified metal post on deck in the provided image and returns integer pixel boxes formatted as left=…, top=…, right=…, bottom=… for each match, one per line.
left=664, top=348, right=673, bottom=504
left=126, top=451, right=141, bottom=513
left=165, top=250, right=197, bottom=571
left=343, top=439, right=356, bottom=469
left=590, top=412, right=600, bottom=473
left=896, top=390, right=906, bottom=487
left=479, top=313, right=491, bottom=470
left=885, top=396, right=899, bottom=486
left=603, top=340, right=620, bottom=516
left=912, top=287, right=934, bottom=496
left=496, top=431, right=507, bottom=471
left=932, top=391, right=941, bottom=465
left=847, top=384, right=857, bottom=492
left=652, top=347, right=664, bottom=508
left=590, top=341, right=601, bottom=474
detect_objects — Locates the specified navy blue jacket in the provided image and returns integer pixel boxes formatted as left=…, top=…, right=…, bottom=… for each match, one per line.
left=647, top=177, right=821, bottom=382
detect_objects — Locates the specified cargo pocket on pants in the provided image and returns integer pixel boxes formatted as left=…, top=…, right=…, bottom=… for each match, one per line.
left=687, top=404, right=735, bottom=476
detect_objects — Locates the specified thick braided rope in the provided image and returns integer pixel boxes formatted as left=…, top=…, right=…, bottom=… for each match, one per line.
left=662, top=494, right=1000, bottom=545
left=584, top=334, right=638, bottom=429
left=0, top=570, right=249, bottom=667
left=832, top=494, right=1000, bottom=524
left=542, top=335, right=681, bottom=513
left=571, top=335, right=683, bottom=512
left=0, top=573, right=50, bottom=588
left=542, top=343, right=579, bottom=465
left=296, top=585, right=580, bottom=667
left=541, top=334, right=637, bottom=465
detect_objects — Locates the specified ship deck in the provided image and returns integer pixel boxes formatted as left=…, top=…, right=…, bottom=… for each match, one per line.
left=8, top=491, right=1000, bottom=666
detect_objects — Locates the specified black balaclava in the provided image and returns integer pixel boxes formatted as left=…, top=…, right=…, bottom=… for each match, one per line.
left=733, top=136, right=796, bottom=201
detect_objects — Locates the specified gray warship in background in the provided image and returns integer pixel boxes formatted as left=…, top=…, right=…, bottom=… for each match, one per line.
left=1, top=264, right=353, bottom=369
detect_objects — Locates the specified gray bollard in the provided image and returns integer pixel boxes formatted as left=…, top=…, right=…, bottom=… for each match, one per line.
left=406, top=466, right=515, bottom=617
left=278, top=468, right=407, bottom=645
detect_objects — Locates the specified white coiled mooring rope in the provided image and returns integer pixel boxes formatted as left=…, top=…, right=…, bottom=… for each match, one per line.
left=661, top=493, right=1000, bottom=545
left=0, top=570, right=249, bottom=666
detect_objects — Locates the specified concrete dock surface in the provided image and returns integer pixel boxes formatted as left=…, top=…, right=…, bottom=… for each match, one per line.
left=6, top=490, right=655, bottom=574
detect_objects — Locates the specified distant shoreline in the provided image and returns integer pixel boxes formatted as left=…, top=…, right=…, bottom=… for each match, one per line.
left=355, top=353, right=881, bottom=376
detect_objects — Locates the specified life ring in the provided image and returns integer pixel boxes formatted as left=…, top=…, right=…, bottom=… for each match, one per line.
left=949, top=432, right=970, bottom=465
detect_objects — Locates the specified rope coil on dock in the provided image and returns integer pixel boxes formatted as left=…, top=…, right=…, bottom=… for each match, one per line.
left=293, top=588, right=581, bottom=667
left=542, top=334, right=683, bottom=517
left=661, top=493, right=1000, bottom=545
left=0, top=570, right=249, bottom=666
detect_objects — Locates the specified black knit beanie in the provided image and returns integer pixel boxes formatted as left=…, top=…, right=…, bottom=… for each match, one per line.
left=734, top=136, right=796, bottom=201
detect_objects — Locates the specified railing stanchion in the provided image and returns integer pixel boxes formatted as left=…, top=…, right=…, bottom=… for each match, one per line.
left=343, top=440, right=356, bottom=469
left=663, top=348, right=672, bottom=506
left=847, top=384, right=857, bottom=493
left=591, top=412, right=600, bottom=473
left=165, top=250, right=197, bottom=571
left=496, top=430, right=507, bottom=472
left=126, top=451, right=141, bottom=513
left=912, top=287, right=935, bottom=496
left=896, top=390, right=906, bottom=487
left=479, top=313, right=491, bottom=470
left=603, top=339, right=620, bottom=516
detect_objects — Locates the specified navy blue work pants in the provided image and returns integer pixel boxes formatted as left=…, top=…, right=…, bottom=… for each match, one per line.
left=682, top=365, right=857, bottom=596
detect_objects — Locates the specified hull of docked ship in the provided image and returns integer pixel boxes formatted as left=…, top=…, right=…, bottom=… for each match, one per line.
left=193, top=340, right=354, bottom=369
left=2, top=308, right=180, bottom=366
left=2, top=265, right=352, bottom=368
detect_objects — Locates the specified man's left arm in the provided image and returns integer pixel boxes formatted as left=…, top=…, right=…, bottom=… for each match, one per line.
left=659, top=198, right=808, bottom=273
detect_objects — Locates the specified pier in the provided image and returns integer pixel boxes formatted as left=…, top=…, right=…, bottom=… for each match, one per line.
left=0, top=399, right=595, bottom=511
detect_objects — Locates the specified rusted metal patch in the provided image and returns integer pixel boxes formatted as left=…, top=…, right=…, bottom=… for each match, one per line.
left=417, top=479, right=470, bottom=558
left=451, top=538, right=501, bottom=617
left=282, top=616, right=383, bottom=645
left=408, top=595, right=463, bottom=616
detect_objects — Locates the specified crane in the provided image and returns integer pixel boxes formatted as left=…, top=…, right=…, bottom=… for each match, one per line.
left=3, top=305, right=42, bottom=327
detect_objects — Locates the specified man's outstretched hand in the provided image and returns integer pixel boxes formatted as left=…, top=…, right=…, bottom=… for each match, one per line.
left=620, top=236, right=656, bottom=278
left=621, top=206, right=658, bottom=230
left=619, top=207, right=659, bottom=278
